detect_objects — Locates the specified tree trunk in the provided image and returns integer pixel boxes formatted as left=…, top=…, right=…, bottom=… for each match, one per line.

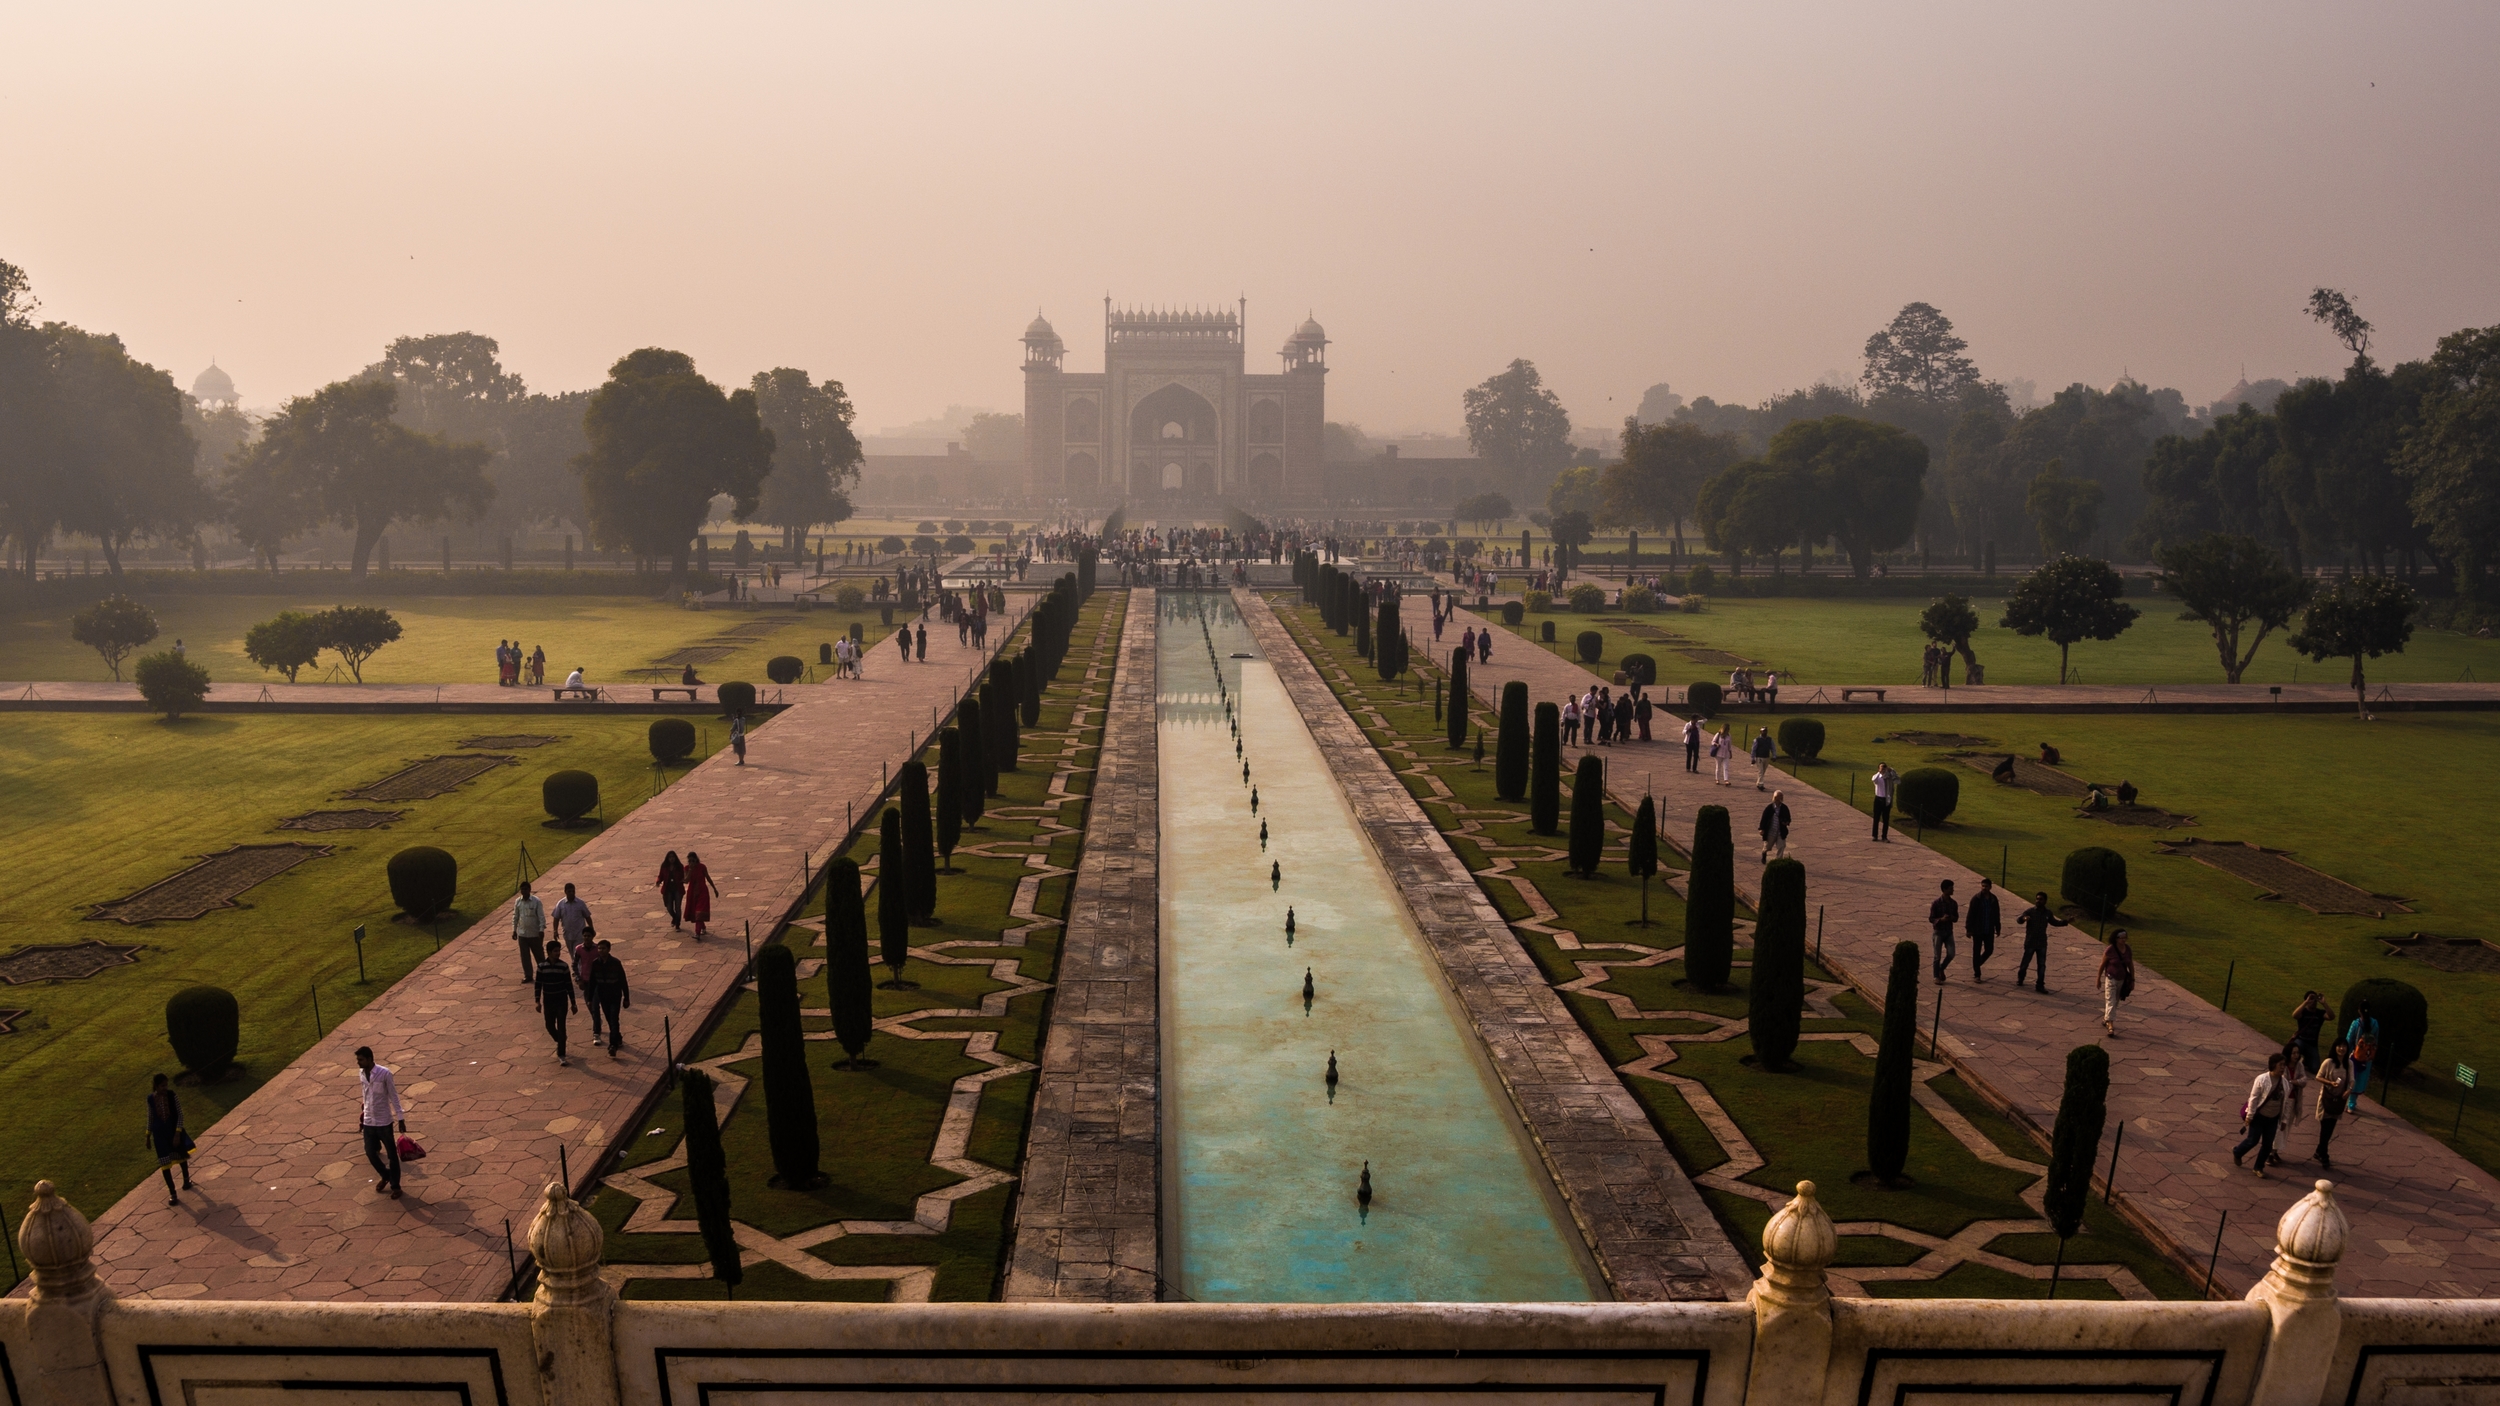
left=670, top=547, right=690, bottom=590
left=100, top=536, right=125, bottom=577
left=351, top=519, right=384, bottom=579
left=2352, top=655, right=2367, bottom=718
left=2058, top=641, right=2071, bottom=684
left=1851, top=541, right=1873, bottom=580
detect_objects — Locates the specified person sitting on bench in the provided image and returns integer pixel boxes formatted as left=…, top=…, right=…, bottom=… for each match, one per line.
left=679, top=663, right=703, bottom=686
left=559, top=668, right=596, bottom=698
left=2038, top=742, right=2062, bottom=766
left=1991, top=754, right=2018, bottom=783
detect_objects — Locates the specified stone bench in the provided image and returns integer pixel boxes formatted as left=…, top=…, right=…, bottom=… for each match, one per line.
left=648, top=686, right=700, bottom=701
left=1839, top=687, right=1887, bottom=702
left=553, top=686, right=602, bottom=702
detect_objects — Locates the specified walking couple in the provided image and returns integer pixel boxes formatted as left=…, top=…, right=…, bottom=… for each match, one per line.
left=656, top=850, right=721, bottom=937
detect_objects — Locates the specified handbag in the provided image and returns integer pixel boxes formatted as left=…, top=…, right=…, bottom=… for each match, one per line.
left=396, top=1134, right=428, bottom=1161
left=174, top=1128, right=198, bottom=1155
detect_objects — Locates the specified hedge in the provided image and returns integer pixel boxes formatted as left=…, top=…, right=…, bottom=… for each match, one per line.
left=2060, top=847, right=2128, bottom=919
left=387, top=845, right=458, bottom=921
left=542, top=770, right=600, bottom=824
left=165, top=984, right=240, bottom=1078
left=1776, top=717, right=1826, bottom=762
left=1896, top=767, right=1960, bottom=826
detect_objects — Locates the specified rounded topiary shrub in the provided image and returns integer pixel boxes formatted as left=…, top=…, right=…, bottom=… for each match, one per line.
left=1575, top=630, right=1603, bottom=663
left=1686, top=564, right=1718, bottom=594
left=1524, top=590, right=1554, bottom=614
left=1500, top=601, right=1525, bottom=626
left=165, top=984, right=240, bottom=1078
left=1539, top=619, right=1557, bottom=643
left=1686, top=680, right=1722, bottom=716
left=1620, top=653, right=1657, bottom=687
left=1895, top=767, right=1960, bottom=827
left=819, top=642, right=833, bottom=665
left=649, top=717, right=696, bottom=764
left=718, top=680, right=757, bottom=714
left=833, top=583, right=866, bottom=609
left=1568, top=583, right=1606, bottom=613
left=943, top=534, right=974, bottom=554
left=1622, top=586, right=1659, bottom=613
left=387, top=845, right=458, bottom=921
left=1777, top=717, right=1826, bottom=762
left=2061, top=846, right=2128, bottom=918
left=766, top=654, right=804, bottom=684
left=2338, top=977, right=2429, bottom=1082
left=543, top=770, right=600, bottom=824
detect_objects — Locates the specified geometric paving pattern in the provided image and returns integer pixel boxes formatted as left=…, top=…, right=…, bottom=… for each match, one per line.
left=277, top=808, right=408, bottom=831
left=0, top=939, right=143, bottom=984
left=2155, top=838, right=2411, bottom=918
left=457, top=734, right=565, bottom=749
left=344, top=754, right=517, bottom=802
left=87, top=843, right=335, bottom=924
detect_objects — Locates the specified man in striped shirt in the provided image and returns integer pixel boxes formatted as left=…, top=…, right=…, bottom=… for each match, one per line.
left=533, top=939, right=578, bottom=1066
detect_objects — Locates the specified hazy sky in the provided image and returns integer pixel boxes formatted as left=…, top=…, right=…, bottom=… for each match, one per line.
left=9, top=2, right=2497, bottom=436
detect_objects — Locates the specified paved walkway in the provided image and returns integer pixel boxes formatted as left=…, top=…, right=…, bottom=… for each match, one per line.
left=1434, top=603, right=2500, bottom=1298
left=66, top=608, right=1026, bottom=1303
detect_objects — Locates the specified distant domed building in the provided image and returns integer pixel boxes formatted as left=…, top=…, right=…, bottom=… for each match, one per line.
left=1021, top=299, right=1326, bottom=502
left=192, top=362, right=238, bottom=410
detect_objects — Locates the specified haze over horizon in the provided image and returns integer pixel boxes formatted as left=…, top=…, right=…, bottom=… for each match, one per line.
left=9, top=1, right=2497, bottom=434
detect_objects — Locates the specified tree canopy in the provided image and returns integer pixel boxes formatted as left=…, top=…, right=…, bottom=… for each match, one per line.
left=2290, top=574, right=2418, bottom=713
left=234, top=378, right=493, bottom=576
left=1697, top=415, right=1925, bottom=578
left=2000, top=556, right=2139, bottom=683
left=1463, top=359, right=1574, bottom=493
left=2399, top=324, right=2500, bottom=597
left=575, top=348, right=774, bottom=580
left=2025, top=460, right=2105, bottom=556
left=1920, top=594, right=1982, bottom=678
left=1861, top=302, right=1983, bottom=406
left=1603, top=417, right=1742, bottom=551
left=1453, top=490, right=1512, bottom=527
left=2154, top=533, right=2311, bottom=683
left=752, top=368, right=863, bottom=535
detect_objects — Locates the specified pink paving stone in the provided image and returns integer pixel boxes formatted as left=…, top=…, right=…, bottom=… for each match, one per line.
left=1437, top=603, right=2500, bottom=1298
left=40, top=610, right=1027, bottom=1303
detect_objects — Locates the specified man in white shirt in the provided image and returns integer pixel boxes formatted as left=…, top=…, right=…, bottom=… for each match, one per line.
left=1871, top=763, right=1896, bottom=842
left=355, top=1046, right=409, bottom=1199
left=560, top=667, right=591, bottom=697
left=511, top=880, right=547, bottom=981
left=552, top=883, right=593, bottom=950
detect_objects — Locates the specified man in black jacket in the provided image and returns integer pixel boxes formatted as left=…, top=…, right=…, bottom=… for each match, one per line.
left=589, top=940, right=631, bottom=1056
left=1758, top=792, right=1792, bottom=862
left=1965, top=876, right=2001, bottom=980
left=533, top=940, right=578, bottom=1067
left=2014, top=891, right=2068, bottom=993
left=1928, top=879, right=1959, bottom=982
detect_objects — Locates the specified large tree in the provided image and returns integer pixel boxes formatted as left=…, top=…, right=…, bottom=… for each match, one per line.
left=1861, top=302, right=1983, bottom=406
left=1701, top=415, right=1925, bottom=577
left=374, top=331, right=526, bottom=443
left=1463, top=359, right=1574, bottom=495
left=0, top=259, right=61, bottom=576
left=2399, top=324, right=2500, bottom=598
left=574, top=348, right=774, bottom=581
left=47, top=328, right=205, bottom=575
left=752, top=368, right=864, bottom=554
left=237, top=378, right=493, bottom=577
left=2290, top=574, right=2419, bottom=716
left=2025, top=460, right=2105, bottom=557
left=2000, top=555, right=2139, bottom=683
left=1603, top=417, right=1742, bottom=554
left=2154, top=533, right=2311, bottom=683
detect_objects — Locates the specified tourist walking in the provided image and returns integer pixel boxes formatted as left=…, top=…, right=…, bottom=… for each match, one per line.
left=656, top=852, right=687, bottom=930
left=2097, top=929, right=2136, bottom=1036
left=1759, top=790, right=1791, bottom=862
left=354, top=1046, right=407, bottom=1199
left=1635, top=691, right=1652, bottom=741
left=1562, top=697, right=1580, bottom=746
left=1928, top=879, right=1959, bottom=982
left=729, top=714, right=747, bottom=766
left=1965, top=876, right=2001, bottom=980
left=590, top=940, right=630, bottom=1056
left=1750, top=727, right=1774, bottom=790
left=146, top=1073, right=194, bottom=1205
left=512, top=879, right=546, bottom=980
left=915, top=623, right=928, bottom=661
left=2014, top=890, right=2065, bottom=992
left=572, top=927, right=603, bottom=1042
left=1870, top=762, right=1896, bottom=841
left=2344, top=1000, right=2380, bottom=1112
left=897, top=626, right=912, bottom=664
left=1460, top=627, right=1476, bottom=664
left=551, top=883, right=593, bottom=954
left=1709, top=726, right=1733, bottom=784
left=2278, top=1036, right=2310, bottom=1135
left=2291, top=991, right=2331, bottom=1069
left=1683, top=716, right=1701, bottom=773
left=1478, top=629, right=1491, bottom=664
left=2312, top=1039, right=2352, bottom=1170
left=534, top=940, right=577, bottom=1065
left=2232, top=1052, right=2291, bottom=1176
left=683, top=850, right=719, bottom=937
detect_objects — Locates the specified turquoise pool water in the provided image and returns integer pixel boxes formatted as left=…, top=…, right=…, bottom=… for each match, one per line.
left=1157, top=592, right=1601, bottom=1302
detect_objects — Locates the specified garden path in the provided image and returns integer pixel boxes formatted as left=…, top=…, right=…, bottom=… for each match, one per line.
left=65, top=606, right=1027, bottom=1303
left=1433, top=602, right=2500, bottom=1299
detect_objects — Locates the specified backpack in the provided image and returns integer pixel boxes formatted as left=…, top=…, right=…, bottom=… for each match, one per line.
left=2353, top=1024, right=2378, bottom=1063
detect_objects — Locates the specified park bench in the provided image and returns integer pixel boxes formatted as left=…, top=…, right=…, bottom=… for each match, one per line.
left=649, top=686, right=700, bottom=701
left=554, top=686, right=602, bottom=702
left=1839, top=687, right=1887, bottom=702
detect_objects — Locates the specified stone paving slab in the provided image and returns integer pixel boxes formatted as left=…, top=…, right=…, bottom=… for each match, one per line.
left=1436, top=602, right=2500, bottom=1299
left=1005, top=591, right=1160, bottom=1303
left=59, top=610, right=1027, bottom=1303
left=1243, top=591, right=1754, bottom=1303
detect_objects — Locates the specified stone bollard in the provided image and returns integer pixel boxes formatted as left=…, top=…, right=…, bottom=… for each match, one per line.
left=2244, top=1179, right=2347, bottom=1406
left=1746, top=1179, right=1836, bottom=1404
left=529, top=1180, right=622, bottom=1406
left=17, top=1180, right=115, bottom=1406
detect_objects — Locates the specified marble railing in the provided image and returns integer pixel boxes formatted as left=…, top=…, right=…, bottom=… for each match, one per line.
left=5, top=1175, right=2496, bottom=1405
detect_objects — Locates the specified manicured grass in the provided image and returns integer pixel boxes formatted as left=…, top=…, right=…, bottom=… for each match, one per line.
left=2, top=593, right=895, bottom=687
left=0, top=712, right=683, bottom=1221
left=1274, top=598, right=2198, bottom=1298
left=1768, top=710, right=2500, bottom=1180
left=1489, top=595, right=2500, bottom=689
left=594, top=592, right=1119, bottom=1300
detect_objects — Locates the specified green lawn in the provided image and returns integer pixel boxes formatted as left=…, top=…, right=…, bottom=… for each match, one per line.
left=1765, top=710, right=2500, bottom=1179
left=2, top=593, right=895, bottom=687
left=1490, top=595, right=2500, bottom=689
left=0, top=712, right=687, bottom=1223
left=1273, top=599, right=2197, bottom=1298
left=594, top=592, right=1120, bottom=1300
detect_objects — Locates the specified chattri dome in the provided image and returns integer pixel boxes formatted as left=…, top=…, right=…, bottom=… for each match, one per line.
left=192, top=362, right=237, bottom=402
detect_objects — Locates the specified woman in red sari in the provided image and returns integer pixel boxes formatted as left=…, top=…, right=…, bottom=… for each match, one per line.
left=682, top=850, right=720, bottom=937
left=655, top=851, right=686, bottom=930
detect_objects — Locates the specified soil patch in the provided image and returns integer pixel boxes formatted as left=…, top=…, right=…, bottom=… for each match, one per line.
left=2380, top=934, right=2500, bottom=975
left=2155, top=839, right=2410, bottom=918
left=1885, top=730, right=1999, bottom=749
left=1952, top=752, right=2088, bottom=797
left=277, top=808, right=407, bottom=831
left=89, top=843, right=335, bottom=923
left=653, top=645, right=739, bottom=665
left=2079, top=803, right=2198, bottom=829
left=1, top=939, right=143, bottom=983
left=1679, top=647, right=1762, bottom=669
left=346, top=754, right=517, bottom=801
left=459, top=734, right=564, bottom=749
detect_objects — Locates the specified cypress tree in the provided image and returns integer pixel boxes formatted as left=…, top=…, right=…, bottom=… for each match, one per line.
left=825, top=858, right=875, bottom=1067
left=1748, top=858, right=1806, bottom=1072
left=1495, top=681, right=1530, bottom=799
left=2044, top=1044, right=2110, bottom=1297
left=1568, top=753, right=1605, bottom=875
left=1353, top=601, right=1371, bottom=659
left=1020, top=646, right=1041, bottom=727
left=876, top=808, right=913, bottom=986
left=1446, top=649, right=1470, bottom=749
left=898, top=759, right=937, bottom=921
left=755, top=942, right=822, bottom=1188
left=1334, top=572, right=1352, bottom=635
left=1868, top=940, right=1921, bottom=1184
left=1377, top=592, right=1402, bottom=680
left=1628, top=795, right=1659, bottom=925
left=935, top=727, right=964, bottom=871
left=679, top=1067, right=743, bottom=1296
left=1686, top=805, right=1735, bottom=989
left=958, top=695, right=992, bottom=813
left=984, top=678, right=1017, bottom=774
left=1530, top=701, right=1561, bottom=834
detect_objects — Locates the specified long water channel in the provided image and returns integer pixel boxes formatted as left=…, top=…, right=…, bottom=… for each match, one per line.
left=1156, top=590, right=1601, bottom=1302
